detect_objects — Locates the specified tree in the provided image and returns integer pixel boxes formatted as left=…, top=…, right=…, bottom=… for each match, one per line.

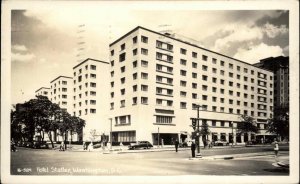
left=200, top=121, right=210, bottom=147
left=11, top=95, right=85, bottom=148
left=267, top=106, right=289, bottom=140
left=237, top=115, right=258, bottom=134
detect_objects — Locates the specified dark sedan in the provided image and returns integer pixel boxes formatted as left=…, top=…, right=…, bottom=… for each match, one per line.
left=128, top=141, right=153, bottom=150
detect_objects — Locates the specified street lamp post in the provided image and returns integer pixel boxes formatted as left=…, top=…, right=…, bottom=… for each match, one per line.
left=231, top=121, right=234, bottom=147
left=196, top=105, right=202, bottom=155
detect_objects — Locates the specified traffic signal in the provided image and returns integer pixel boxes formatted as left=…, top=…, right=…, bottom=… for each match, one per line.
left=192, top=118, right=197, bottom=130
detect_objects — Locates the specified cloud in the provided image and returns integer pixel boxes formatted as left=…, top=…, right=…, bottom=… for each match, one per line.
left=11, top=52, right=36, bottom=62
left=12, top=44, right=28, bottom=51
left=233, top=43, right=284, bottom=63
left=262, top=22, right=288, bottom=38
left=212, top=24, right=263, bottom=52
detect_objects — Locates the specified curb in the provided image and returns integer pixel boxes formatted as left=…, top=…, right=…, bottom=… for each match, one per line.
left=188, top=152, right=288, bottom=160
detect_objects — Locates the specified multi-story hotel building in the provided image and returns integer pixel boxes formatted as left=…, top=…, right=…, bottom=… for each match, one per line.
left=50, top=76, right=73, bottom=113
left=109, top=26, right=275, bottom=145
left=254, top=56, right=289, bottom=109
left=35, top=87, right=50, bottom=99
left=72, top=58, right=110, bottom=141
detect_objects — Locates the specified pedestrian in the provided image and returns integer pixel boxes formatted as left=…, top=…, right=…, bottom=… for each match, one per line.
left=161, top=139, right=164, bottom=148
left=191, top=140, right=196, bottom=158
left=207, top=140, right=211, bottom=149
left=88, top=142, right=93, bottom=152
left=83, top=141, right=86, bottom=150
left=59, top=141, right=65, bottom=151
left=175, top=139, right=179, bottom=152
left=273, top=139, right=279, bottom=160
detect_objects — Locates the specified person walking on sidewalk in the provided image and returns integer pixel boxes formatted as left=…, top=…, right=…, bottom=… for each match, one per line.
left=273, top=139, right=279, bottom=161
left=175, top=139, right=179, bottom=152
left=191, top=140, right=196, bottom=158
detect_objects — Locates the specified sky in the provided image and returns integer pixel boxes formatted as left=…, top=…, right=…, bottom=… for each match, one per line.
left=11, top=7, right=289, bottom=105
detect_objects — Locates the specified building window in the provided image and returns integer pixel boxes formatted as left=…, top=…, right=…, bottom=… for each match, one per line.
left=180, top=59, right=187, bottom=66
left=133, top=85, right=137, bottom=92
left=229, top=63, right=233, bottom=69
left=133, top=97, right=137, bottom=105
left=90, top=74, right=96, bottom=78
left=220, top=98, right=225, bottom=103
left=121, top=77, right=125, bottom=84
left=141, top=36, right=148, bottom=43
left=202, top=55, right=208, bottom=61
left=221, top=121, right=225, bottom=127
left=180, top=80, right=187, bottom=87
left=192, top=62, right=197, bottom=68
left=90, top=83, right=96, bottom=87
left=220, top=89, right=225, bottom=94
left=141, top=60, right=148, bottom=67
left=202, top=65, right=208, bottom=71
left=229, top=90, right=233, bottom=96
left=90, top=100, right=96, bottom=105
left=62, top=95, right=67, bottom=99
left=220, top=79, right=225, bottom=85
left=111, top=82, right=114, bottom=88
left=180, top=102, right=187, bottom=109
left=119, top=53, right=126, bottom=62
left=202, top=85, right=208, bottom=91
left=202, top=95, right=208, bottom=100
left=90, top=91, right=96, bottom=96
left=212, top=77, right=217, bottom=83
left=133, top=49, right=138, bottom=56
left=121, top=66, right=126, bottom=73
left=192, top=52, right=197, bottom=58
left=111, top=92, right=114, bottom=98
left=244, top=68, right=248, bottom=73
left=180, top=48, right=187, bottom=55
left=120, top=43, right=125, bottom=51
left=141, top=48, right=148, bottom=55
left=133, top=73, right=137, bottom=80
left=212, top=87, right=217, bottom=92
left=121, top=89, right=125, bottom=95
left=141, top=97, right=148, bottom=104
left=110, top=103, right=114, bottom=110
left=62, top=88, right=67, bottom=92
left=212, top=58, right=217, bottom=64
left=90, top=65, right=96, bottom=70
left=180, top=70, right=187, bottom=76
left=212, top=97, right=217, bottom=102
left=141, top=85, right=148, bottom=91
left=192, top=83, right=197, bottom=89
left=120, top=100, right=125, bottom=108
left=111, top=60, right=114, bottom=67
left=202, top=75, right=208, bottom=81
left=180, top=91, right=187, bottom=97
left=141, top=72, right=148, bottom=79
left=220, top=60, right=225, bottom=66
left=192, top=93, right=197, bottom=99
left=237, top=74, right=240, bottom=79
left=133, top=36, right=137, bottom=44
left=156, top=116, right=172, bottom=124
left=212, top=121, right=216, bottom=126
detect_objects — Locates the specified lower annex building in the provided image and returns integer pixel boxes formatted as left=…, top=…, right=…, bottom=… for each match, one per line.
left=108, top=26, right=275, bottom=145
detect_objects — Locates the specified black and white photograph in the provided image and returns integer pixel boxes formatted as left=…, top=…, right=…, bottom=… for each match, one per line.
left=1, top=0, right=299, bottom=184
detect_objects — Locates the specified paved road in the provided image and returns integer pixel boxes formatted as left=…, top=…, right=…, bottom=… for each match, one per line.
left=11, top=146, right=289, bottom=176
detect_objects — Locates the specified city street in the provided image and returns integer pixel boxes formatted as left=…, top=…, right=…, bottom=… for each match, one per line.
left=11, top=145, right=289, bottom=176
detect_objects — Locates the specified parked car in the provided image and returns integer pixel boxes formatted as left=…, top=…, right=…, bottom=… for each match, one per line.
left=179, top=141, right=192, bottom=147
left=128, top=141, right=153, bottom=150
left=213, top=140, right=229, bottom=146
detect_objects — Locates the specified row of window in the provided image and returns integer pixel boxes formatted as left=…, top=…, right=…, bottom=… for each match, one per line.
left=51, top=81, right=68, bottom=89
left=110, top=97, right=148, bottom=109
left=73, top=91, right=96, bottom=100
left=73, top=100, right=97, bottom=108
left=74, top=65, right=97, bottom=76
left=75, top=74, right=96, bottom=83
left=74, top=108, right=96, bottom=116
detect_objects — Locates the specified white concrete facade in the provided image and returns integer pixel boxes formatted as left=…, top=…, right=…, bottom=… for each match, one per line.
left=50, top=76, right=73, bottom=114
left=109, top=26, right=275, bottom=145
left=72, top=58, right=110, bottom=141
left=35, top=87, right=50, bottom=99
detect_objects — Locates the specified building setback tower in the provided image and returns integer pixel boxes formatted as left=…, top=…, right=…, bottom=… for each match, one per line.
left=35, top=87, right=50, bottom=99
left=253, top=56, right=289, bottom=109
left=50, top=76, right=73, bottom=114
left=109, top=26, right=275, bottom=145
left=72, top=58, right=110, bottom=141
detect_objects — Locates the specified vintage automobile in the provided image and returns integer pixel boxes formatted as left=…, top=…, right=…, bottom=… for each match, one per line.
left=213, top=140, right=229, bottom=146
left=128, top=141, right=153, bottom=150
